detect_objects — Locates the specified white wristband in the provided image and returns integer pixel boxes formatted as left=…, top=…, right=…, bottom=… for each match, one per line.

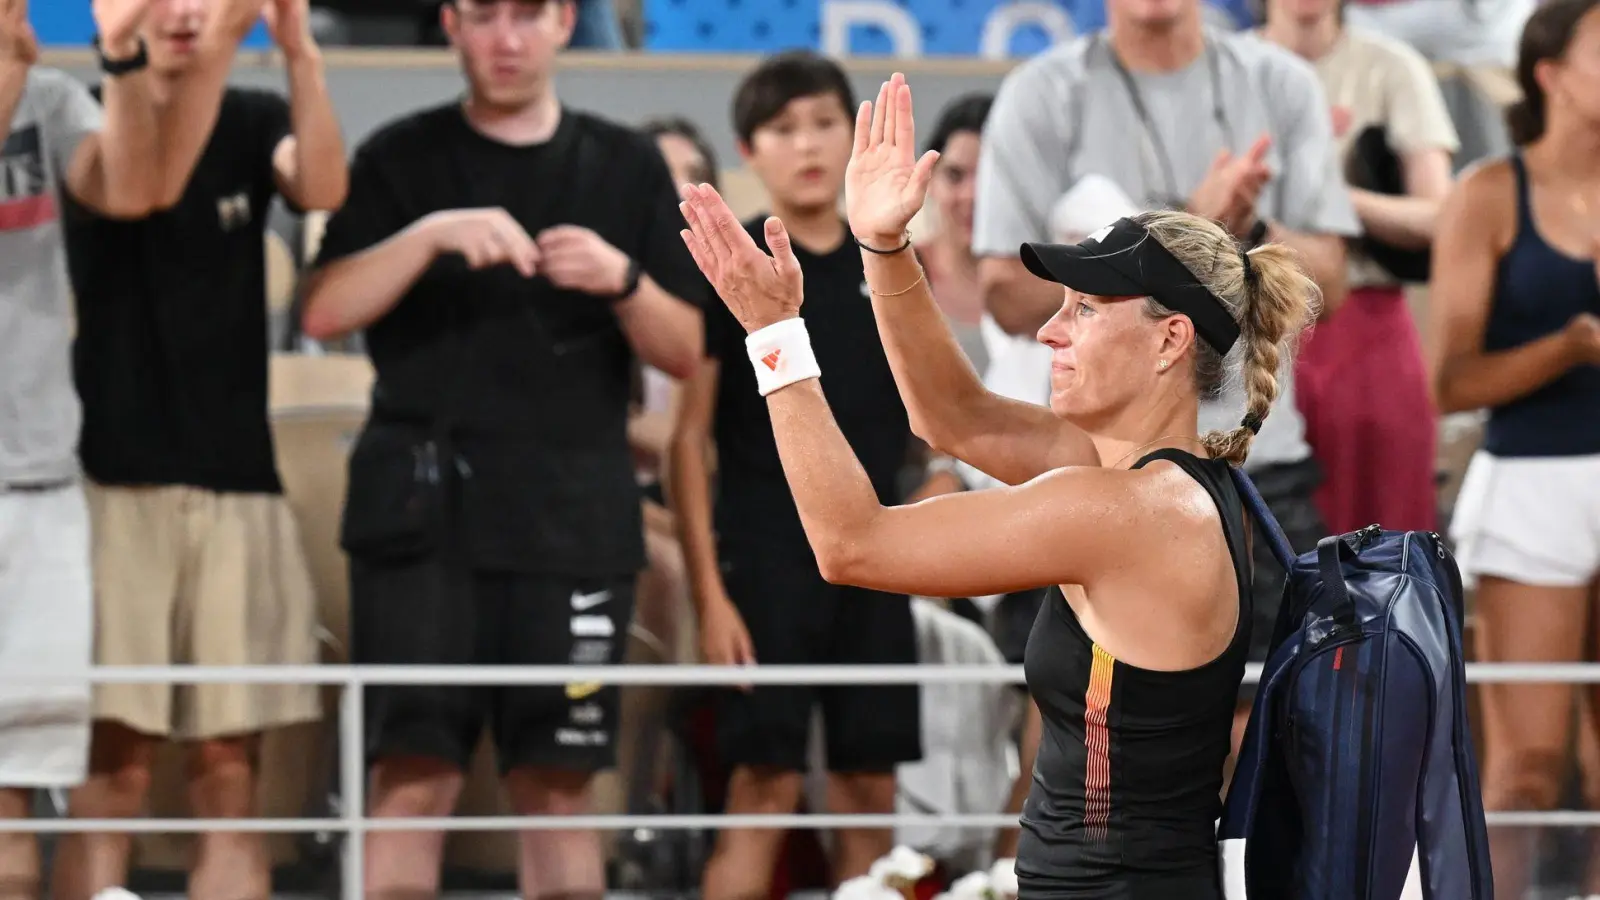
left=745, top=317, right=822, bottom=397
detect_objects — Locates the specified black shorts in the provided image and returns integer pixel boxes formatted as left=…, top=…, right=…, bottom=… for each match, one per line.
left=351, top=555, right=636, bottom=774
left=716, top=540, right=922, bottom=773
left=1242, top=459, right=1328, bottom=699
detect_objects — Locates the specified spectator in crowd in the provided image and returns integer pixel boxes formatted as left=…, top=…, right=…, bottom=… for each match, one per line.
left=0, top=0, right=160, bottom=891
left=629, top=116, right=719, bottom=679
left=1262, top=0, right=1459, bottom=535
left=903, top=95, right=992, bottom=507
left=1429, top=0, right=1600, bottom=894
left=916, top=93, right=993, bottom=374
left=300, top=1, right=704, bottom=898
left=667, top=51, right=922, bottom=900
left=973, top=0, right=1359, bottom=759
left=1343, top=0, right=1533, bottom=69
left=51, top=1, right=346, bottom=898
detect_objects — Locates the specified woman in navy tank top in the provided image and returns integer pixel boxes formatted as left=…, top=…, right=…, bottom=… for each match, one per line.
left=677, top=74, right=1323, bottom=899
left=1429, top=1, right=1600, bottom=896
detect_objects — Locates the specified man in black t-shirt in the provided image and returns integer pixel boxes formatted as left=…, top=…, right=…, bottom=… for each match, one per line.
left=665, top=51, right=923, bottom=900
left=300, top=2, right=704, bottom=897
left=54, top=0, right=349, bottom=898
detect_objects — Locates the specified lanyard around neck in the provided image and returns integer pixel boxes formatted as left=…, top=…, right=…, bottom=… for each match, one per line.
left=1101, top=34, right=1234, bottom=207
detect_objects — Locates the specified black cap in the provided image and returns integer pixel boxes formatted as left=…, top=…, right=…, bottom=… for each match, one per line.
left=1020, top=217, right=1242, bottom=355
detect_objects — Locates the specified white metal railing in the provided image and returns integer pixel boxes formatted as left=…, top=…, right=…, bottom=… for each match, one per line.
left=8, top=661, right=1600, bottom=900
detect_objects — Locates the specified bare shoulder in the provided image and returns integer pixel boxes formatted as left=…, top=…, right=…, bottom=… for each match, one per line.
left=1443, top=157, right=1518, bottom=248
left=1027, top=459, right=1221, bottom=547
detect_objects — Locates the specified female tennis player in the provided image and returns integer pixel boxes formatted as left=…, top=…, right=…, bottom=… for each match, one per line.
left=678, top=74, right=1321, bottom=899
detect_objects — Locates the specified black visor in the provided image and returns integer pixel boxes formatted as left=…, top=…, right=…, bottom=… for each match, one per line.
left=1020, top=217, right=1241, bottom=355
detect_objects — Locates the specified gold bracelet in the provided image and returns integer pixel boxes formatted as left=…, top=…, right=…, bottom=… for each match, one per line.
left=868, top=268, right=927, bottom=298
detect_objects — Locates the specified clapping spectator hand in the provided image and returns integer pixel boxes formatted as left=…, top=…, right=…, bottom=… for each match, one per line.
left=844, top=72, right=942, bottom=250
left=1566, top=312, right=1600, bottom=366
left=263, top=0, right=316, bottom=61
left=92, top=0, right=161, bottom=57
left=419, top=208, right=541, bottom=277
left=1187, top=134, right=1273, bottom=238
left=1, top=0, right=38, bottom=66
left=535, top=224, right=635, bottom=298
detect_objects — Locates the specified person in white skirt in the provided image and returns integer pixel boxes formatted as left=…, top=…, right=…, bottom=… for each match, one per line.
left=1429, top=0, right=1600, bottom=895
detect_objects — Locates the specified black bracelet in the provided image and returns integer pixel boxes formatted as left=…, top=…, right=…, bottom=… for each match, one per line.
left=854, top=232, right=912, bottom=255
left=94, top=35, right=150, bottom=77
left=609, top=258, right=642, bottom=303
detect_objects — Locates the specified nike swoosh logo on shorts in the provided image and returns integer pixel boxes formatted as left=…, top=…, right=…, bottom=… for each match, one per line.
left=571, top=590, right=611, bottom=611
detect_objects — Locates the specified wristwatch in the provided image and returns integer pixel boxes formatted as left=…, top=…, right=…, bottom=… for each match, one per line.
left=94, top=35, right=149, bottom=77
left=611, top=258, right=643, bottom=303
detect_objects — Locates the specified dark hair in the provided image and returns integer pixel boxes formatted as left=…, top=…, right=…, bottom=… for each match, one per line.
left=1508, top=0, right=1600, bottom=145
left=925, top=93, right=993, bottom=155
left=731, top=50, right=856, bottom=145
left=642, top=117, right=720, bottom=189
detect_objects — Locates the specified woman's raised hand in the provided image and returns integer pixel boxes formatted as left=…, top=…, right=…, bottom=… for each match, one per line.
left=845, top=73, right=940, bottom=250
left=679, top=183, right=805, bottom=333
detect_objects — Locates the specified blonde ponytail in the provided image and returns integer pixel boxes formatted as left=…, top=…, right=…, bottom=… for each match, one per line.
left=1134, top=212, right=1322, bottom=466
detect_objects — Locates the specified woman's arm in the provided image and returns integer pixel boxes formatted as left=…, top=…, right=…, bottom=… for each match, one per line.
left=1349, top=147, right=1453, bottom=250
left=676, top=175, right=1174, bottom=601
left=864, top=245, right=1098, bottom=485
left=849, top=79, right=1098, bottom=485
left=761, top=377, right=1184, bottom=598
left=1429, top=161, right=1593, bottom=413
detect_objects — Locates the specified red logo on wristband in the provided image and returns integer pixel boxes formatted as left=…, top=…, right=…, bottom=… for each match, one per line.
left=761, top=350, right=782, bottom=370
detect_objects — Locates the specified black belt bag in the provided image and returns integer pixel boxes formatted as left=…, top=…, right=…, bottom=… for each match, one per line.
left=339, top=421, right=451, bottom=562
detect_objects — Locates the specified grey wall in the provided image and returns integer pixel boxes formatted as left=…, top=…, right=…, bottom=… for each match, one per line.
left=46, top=50, right=1014, bottom=165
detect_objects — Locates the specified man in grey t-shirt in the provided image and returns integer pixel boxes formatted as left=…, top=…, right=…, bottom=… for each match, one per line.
left=970, top=0, right=1360, bottom=735
left=0, top=0, right=159, bottom=882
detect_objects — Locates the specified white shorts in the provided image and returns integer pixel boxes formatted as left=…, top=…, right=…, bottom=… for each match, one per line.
left=0, top=484, right=93, bottom=787
left=1449, top=451, right=1600, bottom=589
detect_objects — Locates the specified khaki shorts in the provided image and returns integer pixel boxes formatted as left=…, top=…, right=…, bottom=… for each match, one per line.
left=87, top=483, right=322, bottom=740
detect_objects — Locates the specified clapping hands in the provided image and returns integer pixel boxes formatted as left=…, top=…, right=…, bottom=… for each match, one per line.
left=844, top=72, right=941, bottom=250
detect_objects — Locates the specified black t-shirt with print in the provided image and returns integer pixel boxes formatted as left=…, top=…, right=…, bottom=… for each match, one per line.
left=706, top=217, right=910, bottom=548
left=68, top=87, right=291, bottom=494
left=315, top=104, right=707, bottom=576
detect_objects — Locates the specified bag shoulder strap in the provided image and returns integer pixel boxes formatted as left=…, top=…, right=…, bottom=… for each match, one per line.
left=1228, top=465, right=1296, bottom=570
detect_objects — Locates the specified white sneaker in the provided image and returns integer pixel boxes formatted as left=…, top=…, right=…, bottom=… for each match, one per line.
left=90, top=887, right=143, bottom=900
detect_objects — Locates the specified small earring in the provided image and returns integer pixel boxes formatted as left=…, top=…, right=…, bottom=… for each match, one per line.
left=1159, top=360, right=1170, bottom=369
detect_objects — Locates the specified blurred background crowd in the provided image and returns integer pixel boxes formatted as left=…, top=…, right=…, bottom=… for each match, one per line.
left=7, top=0, right=1600, bottom=898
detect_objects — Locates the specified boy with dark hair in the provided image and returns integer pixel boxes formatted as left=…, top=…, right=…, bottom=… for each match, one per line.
left=301, top=1, right=705, bottom=898
left=666, top=50, right=923, bottom=900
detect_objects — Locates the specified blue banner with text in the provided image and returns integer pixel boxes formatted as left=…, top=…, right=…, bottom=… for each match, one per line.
left=32, top=5, right=270, bottom=48
left=644, top=0, right=1255, bottom=55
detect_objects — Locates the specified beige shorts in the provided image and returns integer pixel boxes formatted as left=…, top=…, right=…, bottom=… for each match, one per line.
left=87, top=483, right=322, bottom=740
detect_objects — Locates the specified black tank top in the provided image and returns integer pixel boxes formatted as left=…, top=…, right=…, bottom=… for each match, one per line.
left=1482, top=154, right=1600, bottom=457
left=1017, top=449, right=1252, bottom=899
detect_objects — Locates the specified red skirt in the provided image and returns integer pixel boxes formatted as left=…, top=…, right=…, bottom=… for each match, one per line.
left=1294, top=285, right=1437, bottom=535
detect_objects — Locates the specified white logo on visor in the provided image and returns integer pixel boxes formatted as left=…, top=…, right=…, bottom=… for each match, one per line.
left=1086, top=224, right=1114, bottom=244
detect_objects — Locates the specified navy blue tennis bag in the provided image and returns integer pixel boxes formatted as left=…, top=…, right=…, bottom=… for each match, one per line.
left=1217, top=468, right=1493, bottom=899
